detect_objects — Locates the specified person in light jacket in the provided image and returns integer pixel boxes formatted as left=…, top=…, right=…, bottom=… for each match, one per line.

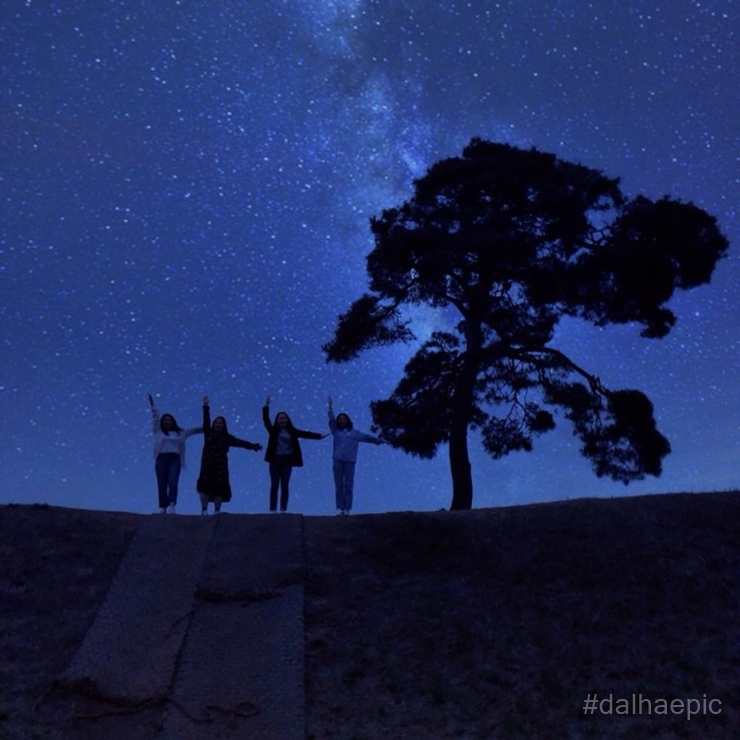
left=328, top=396, right=384, bottom=515
left=148, top=393, right=203, bottom=514
left=262, top=395, right=326, bottom=512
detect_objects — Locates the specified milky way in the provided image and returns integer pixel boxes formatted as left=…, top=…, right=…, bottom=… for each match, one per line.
left=2, top=1, right=737, bottom=515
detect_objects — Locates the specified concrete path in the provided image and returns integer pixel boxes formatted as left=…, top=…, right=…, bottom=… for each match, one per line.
left=54, top=512, right=306, bottom=739
left=164, top=514, right=305, bottom=739
left=61, top=514, right=217, bottom=704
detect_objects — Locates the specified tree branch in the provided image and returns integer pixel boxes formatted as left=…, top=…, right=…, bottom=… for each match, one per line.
left=514, top=346, right=607, bottom=396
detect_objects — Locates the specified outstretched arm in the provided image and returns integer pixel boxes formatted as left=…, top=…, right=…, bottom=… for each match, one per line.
left=295, top=428, right=329, bottom=441
left=359, top=431, right=384, bottom=445
left=231, top=437, right=263, bottom=452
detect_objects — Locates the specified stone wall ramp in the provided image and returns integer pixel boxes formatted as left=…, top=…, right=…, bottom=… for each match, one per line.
left=60, top=514, right=216, bottom=705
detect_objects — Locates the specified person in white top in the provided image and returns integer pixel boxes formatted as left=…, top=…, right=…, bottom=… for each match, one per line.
left=148, top=392, right=203, bottom=514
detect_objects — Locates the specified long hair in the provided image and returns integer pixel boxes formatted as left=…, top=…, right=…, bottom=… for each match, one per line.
left=211, top=415, right=229, bottom=435
left=336, top=412, right=353, bottom=430
left=160, top=413, right=183, bottom=435
left=273, top=411, right=296, bottom=431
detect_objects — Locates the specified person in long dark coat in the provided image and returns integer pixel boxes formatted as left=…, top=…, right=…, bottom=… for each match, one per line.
left=197, top=396, right=262, bottom=514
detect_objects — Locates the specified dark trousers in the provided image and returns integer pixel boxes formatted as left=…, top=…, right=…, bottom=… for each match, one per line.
left=269, top=456, right=293, bottom=511
left=155, top=453, right=181, bottom=508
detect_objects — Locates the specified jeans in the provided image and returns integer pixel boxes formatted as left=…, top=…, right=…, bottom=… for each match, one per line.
left=155, top=453, right=181, bottom=508
left=269, top=456, right=293, bottom=511
left=333, top=460, right=356, bottom=511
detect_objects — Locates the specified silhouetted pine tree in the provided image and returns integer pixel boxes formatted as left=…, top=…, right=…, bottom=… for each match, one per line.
left=324, top=139, right=729, bottom=510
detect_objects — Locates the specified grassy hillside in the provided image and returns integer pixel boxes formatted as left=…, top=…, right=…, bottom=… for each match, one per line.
left=303, top=492, right=740, bottom=738
left=2, top=492, right=739, bottom=738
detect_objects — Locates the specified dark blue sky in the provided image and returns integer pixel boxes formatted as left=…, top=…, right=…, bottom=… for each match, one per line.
left=2, top=0, right=737, bottom=515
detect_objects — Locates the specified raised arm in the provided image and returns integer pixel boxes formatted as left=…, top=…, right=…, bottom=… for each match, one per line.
left=148, top=392, right=160, bottom=433
left=327, top=396, right=337, bottom=433
left=262, top=397, right=273, bottom=433
left=202, top=395, right=211, bottom=435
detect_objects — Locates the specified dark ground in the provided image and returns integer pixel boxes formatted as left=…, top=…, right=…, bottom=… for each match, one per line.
left=2, top=491, right=739, bottom=738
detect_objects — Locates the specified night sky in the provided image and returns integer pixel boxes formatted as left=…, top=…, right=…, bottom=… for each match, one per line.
left=2, top=1, right=737, bottom=516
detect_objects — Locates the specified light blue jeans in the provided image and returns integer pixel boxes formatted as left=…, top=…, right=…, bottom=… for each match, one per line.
left=333, top=460, right=356, bottom=511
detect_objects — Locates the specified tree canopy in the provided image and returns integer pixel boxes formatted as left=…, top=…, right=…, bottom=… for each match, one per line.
left=324, top=139, right=729, bottom=510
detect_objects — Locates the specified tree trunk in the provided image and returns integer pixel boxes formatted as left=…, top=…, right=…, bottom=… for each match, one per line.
left=448, top=322, right=482, bottom=510
left=449, top=413, right=473, bottom=510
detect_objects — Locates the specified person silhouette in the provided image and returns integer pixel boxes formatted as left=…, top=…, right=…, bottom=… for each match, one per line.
left=327, top=396, right=384, bottom=514
left=262, top=395, right=326, bottom=512
left=148, top=392, right=203, bottom=514
left=196, top=395, right=262, bottom=514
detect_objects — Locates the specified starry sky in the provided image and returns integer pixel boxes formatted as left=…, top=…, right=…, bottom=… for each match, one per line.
left=2, top=0, right=737, bottom=516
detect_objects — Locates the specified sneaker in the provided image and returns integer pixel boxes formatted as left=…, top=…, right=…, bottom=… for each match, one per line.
left=201, top=509, right=208, bottom=516
left=168, top=504, right=177, bottom=514
left=159, top=507, right=167, bottom=514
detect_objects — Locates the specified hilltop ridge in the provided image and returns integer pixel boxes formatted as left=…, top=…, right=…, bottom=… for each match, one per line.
left=2, top=491, right=739, bottom=738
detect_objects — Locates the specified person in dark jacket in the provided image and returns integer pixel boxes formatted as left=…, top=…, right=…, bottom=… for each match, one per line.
left=197, top=395, right=262, bottom=514
left=262, top=394, right=326, bottom=512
